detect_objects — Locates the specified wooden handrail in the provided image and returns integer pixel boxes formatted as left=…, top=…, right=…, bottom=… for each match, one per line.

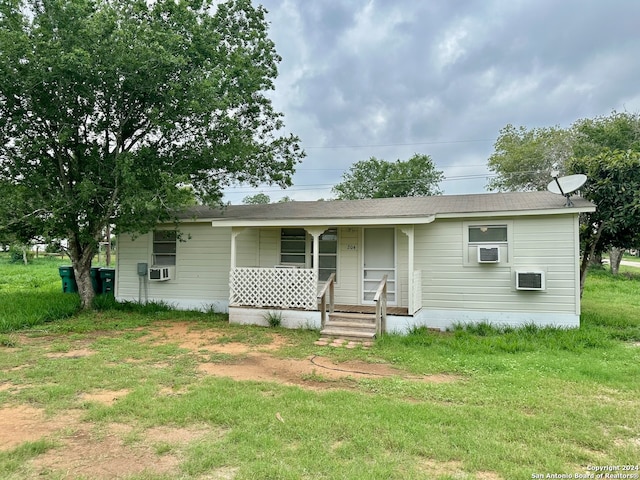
left=317, top=273, right=336, bottom=329
left=373, top=275, right=388, bottom=336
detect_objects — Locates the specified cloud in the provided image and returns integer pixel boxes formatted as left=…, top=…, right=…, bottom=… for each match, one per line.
left=224, top=0, right=640, bottom=203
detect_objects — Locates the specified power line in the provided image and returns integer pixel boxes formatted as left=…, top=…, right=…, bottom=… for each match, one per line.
left=296, top=163, right=491, bottom=171
left=224, top=169, right=546, bottom=196
left=303, top=138, right=495, bottom=149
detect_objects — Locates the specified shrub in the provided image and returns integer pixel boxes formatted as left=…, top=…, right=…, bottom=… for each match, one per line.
left=8, top=245, right=33, bottom=264
left=265, top=311, right=282, bottom=328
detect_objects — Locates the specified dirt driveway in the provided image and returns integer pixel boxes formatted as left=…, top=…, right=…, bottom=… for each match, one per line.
left=0, top=321, right=456, bottom=479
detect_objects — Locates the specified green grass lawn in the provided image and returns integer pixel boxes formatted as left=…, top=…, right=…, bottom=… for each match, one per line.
left=0, top=256, right=639, bottom=479
left=0, top=254, right=80, bottom=332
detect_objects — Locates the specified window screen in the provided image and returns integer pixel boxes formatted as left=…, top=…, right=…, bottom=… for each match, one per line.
left=469, top=225, right=507, bottom=243
left=280, top=228, right=307, bottom=265
left=153, top=231, right=177, bottom=266
left=317, top=228, right=337, bottom=281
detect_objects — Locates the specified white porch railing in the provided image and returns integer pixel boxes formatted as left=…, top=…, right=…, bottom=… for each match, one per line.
left=317, top=273, right=336, bottom=329
left=374, top=275, right=388, bottom=336
left=229, top=267, right=318, bottom=310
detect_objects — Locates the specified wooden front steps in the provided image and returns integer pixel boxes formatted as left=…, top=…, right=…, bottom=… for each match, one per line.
left=320, top=312, right=376, bottom=341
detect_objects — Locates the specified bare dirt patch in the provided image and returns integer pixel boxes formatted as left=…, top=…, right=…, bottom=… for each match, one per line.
left=198, top=352, right=458, bottom=390
left=145, top=424, right=221, bottom=444
left=0, top=415, right=220, bottom=479
left=140, top=321, right=287, bottom=354
left=80, top=388, right=131, bottom=406
left=30, top=421, right=205, bottom=479
left=0, top=405, right=82, bottom=451
left=0, top=381, right=22, bottom=393
left=45, top=347, right=95, bottom=359
left=418, top=458, right=503, bottom=480
left=3, top=320, right=458, bottom=478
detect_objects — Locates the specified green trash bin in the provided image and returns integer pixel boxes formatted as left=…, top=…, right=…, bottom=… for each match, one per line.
left=90, top=267, right=102, bottom=294
left=99, top=268, right=116, bottom=295
left=59, top=266, right=77, bottom=293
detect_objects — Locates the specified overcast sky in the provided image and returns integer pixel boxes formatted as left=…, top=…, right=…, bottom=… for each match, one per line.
left=223, top=0, right=640, bottom=204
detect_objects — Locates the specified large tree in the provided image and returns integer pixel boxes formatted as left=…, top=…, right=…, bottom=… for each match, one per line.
left=332, top=154, right=444, bottom=200
left=570, top=149, right=640, bottom=291
left=486, top=124, right=575, bottom=192
left=0, top=0, right=304, bottom=308
left=573, top=111, right=640, bottom=158
left=242, top=193, right=271, bottom=204
left=572, top=112, right=640, bottom=274
left=487, top=111, right=640, bottom=276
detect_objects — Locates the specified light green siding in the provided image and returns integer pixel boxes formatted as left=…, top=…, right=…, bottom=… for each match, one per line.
left=235, top=229, right=258, bottom=267
left=117, top=224, right=232, bottom=306
left=117, top=212, right=581, bottom=320
left=397, top=230, right=409, bottom=307
left=116, top=233, right=149, bottom=299
left=258, top=228, right=279, bottom=267
left=416, top=216, right=579, bottom=314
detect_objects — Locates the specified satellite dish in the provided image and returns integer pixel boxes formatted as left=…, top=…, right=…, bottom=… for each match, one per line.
left=547, top=174, right=587, bottom=207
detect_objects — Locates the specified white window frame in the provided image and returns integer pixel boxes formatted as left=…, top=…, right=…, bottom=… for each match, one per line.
left=279, top=228, right=307, bottom=267
left=315, top=228, right=338, bottom=282
left=279, top=228, right=339, bottom=282
left=463, top=221, right=512, bottom=266
left=152, top=230, right=177, bottom=266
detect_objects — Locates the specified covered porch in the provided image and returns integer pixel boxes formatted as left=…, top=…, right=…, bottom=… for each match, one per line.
left=225, top=224, right=421, bottom=335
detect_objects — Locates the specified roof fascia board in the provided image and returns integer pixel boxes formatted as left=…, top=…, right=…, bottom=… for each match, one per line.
left=210, top=216, right=436, bottom=228
left=435, top=206, right=595, bottom=219
left=172, top=206, right=595, bottom=227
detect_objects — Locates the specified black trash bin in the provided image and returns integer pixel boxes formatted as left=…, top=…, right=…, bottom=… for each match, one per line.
left=90, top=267, right=102, bottom=294
left=99, top=268, right=116, bottom=295
left=59, top=266, right=77, bottom=293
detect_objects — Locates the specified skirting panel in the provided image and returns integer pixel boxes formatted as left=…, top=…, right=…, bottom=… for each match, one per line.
left=229, top=307, right=321, bottom=330
left=404, top=309, right=580, bottom=333
left=115, top=296, right=229, bottom=313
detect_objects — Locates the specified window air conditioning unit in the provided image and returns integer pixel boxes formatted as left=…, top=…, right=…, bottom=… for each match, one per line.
left=148, top=266, right=174, bottom=282
left=515, top=271, right=545, bottom=291
left=477, top=245, right=500, bottom=263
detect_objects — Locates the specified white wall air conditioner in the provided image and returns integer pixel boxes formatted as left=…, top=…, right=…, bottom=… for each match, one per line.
left=477, top=245, right=500, bottom=263
left=515, top=271, right=545, bottom=291
left=148, top=266, right=174, bottom=282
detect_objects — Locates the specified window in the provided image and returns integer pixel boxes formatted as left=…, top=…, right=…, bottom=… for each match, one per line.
left=469, top=225, right=507, bottom=243
left=465, top=223, right=511, bottom=266
left=280, top=228, right=306, bottom=265
left=316, top=228, right=337, bottom=282
left=153, top=230, right=177, bottom=266
left=279, top=228, right=338, bottom=281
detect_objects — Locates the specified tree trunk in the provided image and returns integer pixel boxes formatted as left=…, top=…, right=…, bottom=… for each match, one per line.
left=69, top=234, right=97, bottom=309
left=73, top=259, right=95, bottom=309
left=580, top=222, right=605, bottom=297
left=21, top=246, right=28, bottom=265
left=106, top=225, right=112, bottom=267
left=609, top=247, right=624, bottom=275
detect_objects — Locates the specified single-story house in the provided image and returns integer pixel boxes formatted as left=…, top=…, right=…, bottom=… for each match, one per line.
left=115, top=191, right=595, bottom=335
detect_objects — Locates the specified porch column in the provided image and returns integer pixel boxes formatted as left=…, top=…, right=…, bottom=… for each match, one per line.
left=230, top=227, right=245, bottom=269
left=400, top=226, right=415, bottom=313
left=305, top=227, right=327, bottom=279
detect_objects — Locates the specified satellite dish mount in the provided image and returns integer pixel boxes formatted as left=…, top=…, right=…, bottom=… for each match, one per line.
left=547, top=173, right=587, bottom=207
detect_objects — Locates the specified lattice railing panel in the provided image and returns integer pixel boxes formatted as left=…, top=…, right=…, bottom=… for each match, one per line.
left=230, top=267, right=318, bottom=310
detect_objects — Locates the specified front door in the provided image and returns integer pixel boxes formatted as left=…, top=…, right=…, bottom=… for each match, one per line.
left=363, top=227, right=396, bottom=304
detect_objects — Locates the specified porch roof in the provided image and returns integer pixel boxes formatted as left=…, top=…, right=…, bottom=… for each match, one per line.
left=177, top=191, right=595, bottom=227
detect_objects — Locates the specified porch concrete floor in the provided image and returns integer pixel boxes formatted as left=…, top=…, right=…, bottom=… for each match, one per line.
left=333, top=304, right=409, bottom=316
